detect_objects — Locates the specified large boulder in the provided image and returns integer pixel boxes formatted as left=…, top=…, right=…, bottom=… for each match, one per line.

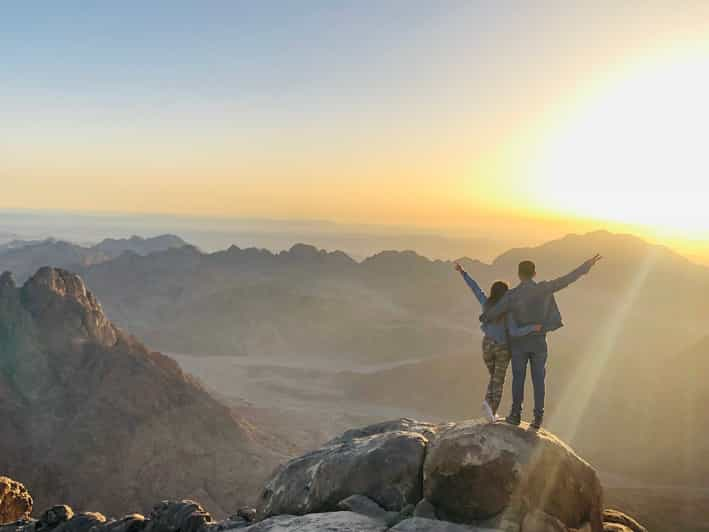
left=0, top=477, right=32, bottom=525
left=35, top=505, right=75, bottom=532
left=52, top=512, right=107, bottom=532
left=422, top=420, right=603, bottom=532
left=143, top=501, right=213, bottom=532
left=258, top=430, right=427, bottom=518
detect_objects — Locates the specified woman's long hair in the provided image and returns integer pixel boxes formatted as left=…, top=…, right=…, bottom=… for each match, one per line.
left=484, top=281, right=509, bottom=322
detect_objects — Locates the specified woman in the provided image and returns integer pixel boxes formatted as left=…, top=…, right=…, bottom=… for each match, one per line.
left=454, top=262, right=542, bottom=422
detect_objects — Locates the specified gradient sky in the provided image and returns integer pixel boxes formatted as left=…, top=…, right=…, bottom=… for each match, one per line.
left=2, top=2, right=708, bottom=259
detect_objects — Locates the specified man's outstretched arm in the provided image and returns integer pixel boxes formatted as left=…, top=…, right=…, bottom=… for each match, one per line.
left=538, top=254, right=603, bottom=295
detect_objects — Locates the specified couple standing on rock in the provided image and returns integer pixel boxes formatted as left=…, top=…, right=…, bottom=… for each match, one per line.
left=455, top=254, right=602, bottom=429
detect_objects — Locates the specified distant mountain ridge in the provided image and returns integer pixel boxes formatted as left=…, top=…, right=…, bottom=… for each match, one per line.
left=73, top=231, right=709, bottom=360
left=0, top=267, right=286, bottom=517
left=94, top=234, right=188, bottom=256
left=0, top=235, right=189, bottom=283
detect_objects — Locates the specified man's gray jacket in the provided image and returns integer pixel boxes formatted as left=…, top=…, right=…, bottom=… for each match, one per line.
left=479, top=261, right=593, bottom=336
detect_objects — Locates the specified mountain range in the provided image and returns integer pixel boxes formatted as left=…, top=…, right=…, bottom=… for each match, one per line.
left=61, top=231, right=707, bottom=364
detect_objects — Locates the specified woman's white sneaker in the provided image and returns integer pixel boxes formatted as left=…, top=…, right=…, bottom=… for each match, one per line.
left=481, top=400, right=495, bottom=423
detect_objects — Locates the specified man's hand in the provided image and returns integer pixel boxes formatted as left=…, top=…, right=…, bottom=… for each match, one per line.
left=533, top=324, right=543, bottom=332
left=454, top=262, right=464, bottom=273
left=583, top=254, right=603, bottom=272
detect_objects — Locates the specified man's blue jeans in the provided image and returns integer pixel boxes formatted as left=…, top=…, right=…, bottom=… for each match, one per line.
left=510, top=348, right=548, bottom=418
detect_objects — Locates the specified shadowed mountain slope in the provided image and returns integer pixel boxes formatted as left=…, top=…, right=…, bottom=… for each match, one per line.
left=0, top=268, right=287, bottom=518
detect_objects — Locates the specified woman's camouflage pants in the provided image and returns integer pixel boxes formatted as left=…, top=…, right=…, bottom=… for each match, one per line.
left=482, top=336, right=512, bottom=414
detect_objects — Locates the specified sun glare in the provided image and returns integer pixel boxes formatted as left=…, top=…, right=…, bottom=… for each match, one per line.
left=529, top=51, right=709, bottom=239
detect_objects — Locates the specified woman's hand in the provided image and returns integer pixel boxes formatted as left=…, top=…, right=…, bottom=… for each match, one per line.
left=454, top=262, right=464, bottom=273
left=533, top=324, right=543, bottom=332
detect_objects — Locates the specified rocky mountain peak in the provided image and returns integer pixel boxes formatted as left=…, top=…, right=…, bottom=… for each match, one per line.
left=20, top=267, right=118, bottom=348
left=25, top=267, right=92, bottom=302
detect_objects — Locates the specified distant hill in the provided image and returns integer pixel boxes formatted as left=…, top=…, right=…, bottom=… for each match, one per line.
left=93, top=234, right=188, bottom=256
left=0, top=235, right=189, bottom=283
left=0, top=267, right=287, bottom=517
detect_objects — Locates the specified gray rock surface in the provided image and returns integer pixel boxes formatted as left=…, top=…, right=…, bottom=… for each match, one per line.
left=337, top=495, right=387, bottom=519
left=390, top=517, right=495, bottom=531
left=239, top=512, right=386, bottom=531
left=412, top=499, right=437, bottom=520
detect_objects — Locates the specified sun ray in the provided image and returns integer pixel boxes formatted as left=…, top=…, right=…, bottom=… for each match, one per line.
left=548, top=248, right=659, bottom=444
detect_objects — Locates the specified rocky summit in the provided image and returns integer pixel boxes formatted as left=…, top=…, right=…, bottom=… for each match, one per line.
left=257, top=418, right=607, bottom=532
left=2, top=419, right=645, bottom=532
left=0, top=268, right=287, bottom=517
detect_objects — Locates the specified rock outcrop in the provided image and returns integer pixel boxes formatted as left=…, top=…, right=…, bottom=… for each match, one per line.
left=0, top=416, right=647, bottom=531
left=0, top=268, right=287, bottom=517
left=256, top=418, right=612, bottom=532
left=0, top=477, right=32, bottom=525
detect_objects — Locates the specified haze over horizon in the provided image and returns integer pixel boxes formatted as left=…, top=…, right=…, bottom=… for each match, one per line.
left=3, top=2, right=708, bottom=259
left=1, top=208, right=707, bottom=268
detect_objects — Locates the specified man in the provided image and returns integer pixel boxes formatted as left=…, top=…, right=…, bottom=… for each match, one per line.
left=480, top=254, right=602, bottom=429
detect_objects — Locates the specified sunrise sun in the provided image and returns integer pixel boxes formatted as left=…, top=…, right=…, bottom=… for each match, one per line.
left=529, top=49, right=709, bottom=239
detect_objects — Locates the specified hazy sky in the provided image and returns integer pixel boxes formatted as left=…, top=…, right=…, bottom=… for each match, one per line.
left=2, top=2, right=708, bottom=259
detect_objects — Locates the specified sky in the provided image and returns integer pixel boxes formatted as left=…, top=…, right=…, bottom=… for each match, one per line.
left=2, top=1, right=708, bottom=261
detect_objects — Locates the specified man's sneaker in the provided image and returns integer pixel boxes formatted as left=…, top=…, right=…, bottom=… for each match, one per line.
left=481, top=400, right=495, bottom=423
left=530, top=416, right=543, bottom=430
left=505, top=414, right=521, bottom=426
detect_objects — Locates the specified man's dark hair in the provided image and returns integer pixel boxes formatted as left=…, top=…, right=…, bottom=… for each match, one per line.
left=518, top=260, right=536, bottom=279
